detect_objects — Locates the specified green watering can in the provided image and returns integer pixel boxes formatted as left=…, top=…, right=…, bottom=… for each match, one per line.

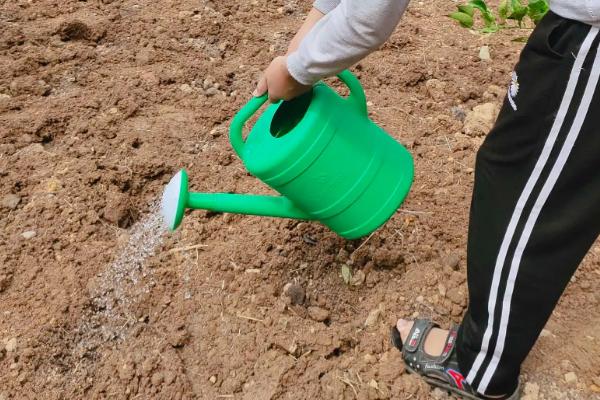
left=161, top=70, right=414, bottom=240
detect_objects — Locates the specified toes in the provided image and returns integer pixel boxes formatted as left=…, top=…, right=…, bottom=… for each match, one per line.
left=396, top=319, right=414, bottom=343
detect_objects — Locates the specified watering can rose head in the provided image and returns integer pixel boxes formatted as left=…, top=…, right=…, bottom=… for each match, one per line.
left=161, top=70, right=414, bottom=239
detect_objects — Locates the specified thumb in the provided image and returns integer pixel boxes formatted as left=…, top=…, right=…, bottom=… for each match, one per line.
left=253, top=75, right=267, bottom=97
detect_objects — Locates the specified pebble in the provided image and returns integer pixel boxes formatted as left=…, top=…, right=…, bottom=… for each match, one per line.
left=479, top=45, right=491, bottom=61
left=463, top=103, right=498, bottom=137
left=438, top=284, right=447, bottom=297
left=205, top=87, right=218, bottom=97
left=351, top=269, right=366, bottom=286
left=539, top=329, right=553, bottom=338
left=431, top=387, right=448, bottom=399
left=1, top=194, right=21, bottom=210
left=5, top=337, right=17, bottom=353
left=209, top=375, right=217, bottom=384
left=283, top=283, right=305, bottom=305
left=564, top=372, right=577, bottom=384
left=364, top=306, right=383, bottom=327
left=21, top=230, right=36, bottom=239
left=179, top=84, right=193, bottom=93
left=363, top=353, right=377, bottom=364
left=150, top=371, right=164, bottom=386
left=522, top=382, right=540, bottom=400
left=307, top=306, right=330, bottom=322
left=442, top=253, right=461, bottom=270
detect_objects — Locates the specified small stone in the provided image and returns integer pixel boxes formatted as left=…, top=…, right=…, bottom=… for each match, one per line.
left=46, top=177, right=61, bottom=193
left=351, top=269, right=366, bottom=286
left=438, top=284, right=447, bottom=297
left=442, top=253, right=461, bottom=270
left=363, top=353, right=377, bottom=364
left=179, top=84, right=193, bottom=93
left=1, top=194, right=21, bottom=210
left=151, top=372, right=164, bottom=386
left=283, top=283, right=305, bottom=305
left=205, top=87, right=218, bottom=97
left=564, top=372, right=577, bottom=384
left=446, top=287, right=465, bottom=305
left=522, top=382, right=540, bottom=400
left=416, top=295, right=424, bottom=303
left=209, top=375, right=217, bottom=384
left=368, top=379, right=378, bottom=389
left=451, top=106, right=467, bottom=122
left=5, top=337, right=17, bottom=352
left=308, top=306, right=330, bottom=322
left=21, top=231, right=36, bottom=239
left=539, top=329, right=553, bottom=338
left=202, top=78, right=214, bottom=90
left=425, top=79, right=447, bottom=102
left=479, top=45, right=491, bottom=61
left=463, top=103, right=499, bottom=137
left=431, top=387, right=448, bottom=399
left=365, top=306, right=383, bottom=327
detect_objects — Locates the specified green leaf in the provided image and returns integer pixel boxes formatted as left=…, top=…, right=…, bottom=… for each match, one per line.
left=468, top=0, right=496, bottom=28
left=458, top=4, right=474, bottom=17
left=498, top=0, right=510, bottom=20
left=341, top=264, right=352, bottom=285
left=468, top=0, right=490, bottom=13
left=449, top=11, right=474, bottom=28
left=481, top=25, right=501, bottom=33
left=507, top=0, right=527, bottom=22
left=528, top=0, right=549, bottom=24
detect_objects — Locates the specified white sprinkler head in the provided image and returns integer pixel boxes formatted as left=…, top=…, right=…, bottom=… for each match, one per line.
left=160, top=169, right=188, bottom=230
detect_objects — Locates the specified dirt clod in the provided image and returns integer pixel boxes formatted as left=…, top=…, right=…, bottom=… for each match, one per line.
left=283, top=283, right=305, bottom=305
left=463, top=103, right=499, bottom=137
left=1, top=194, right=21, bottom=210
left=307, top=306, right=330, bottom=323
left=5, top=338, right=17, bottom=353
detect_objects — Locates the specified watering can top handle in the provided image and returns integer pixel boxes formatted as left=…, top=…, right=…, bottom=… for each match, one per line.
left=229, top=70, right=367, bottom=157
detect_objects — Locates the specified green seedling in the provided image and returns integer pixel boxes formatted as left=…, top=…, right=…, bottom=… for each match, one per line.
left=449, top=0, right=549, bottom=33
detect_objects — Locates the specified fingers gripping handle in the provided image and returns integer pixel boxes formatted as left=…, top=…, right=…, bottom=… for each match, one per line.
left=229, top=70, right=366, bottom=156
left=229, top=94, right=268, bottom=157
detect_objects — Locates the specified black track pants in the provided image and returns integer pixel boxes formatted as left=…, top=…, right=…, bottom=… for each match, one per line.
left=455, top=12, right=600, bottom=396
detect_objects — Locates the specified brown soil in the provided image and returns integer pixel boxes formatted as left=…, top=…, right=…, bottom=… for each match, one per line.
left=1, top=1, right=599, bottom=399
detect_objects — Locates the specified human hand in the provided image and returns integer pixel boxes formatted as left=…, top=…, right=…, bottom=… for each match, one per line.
left=253, top=56, right=311, bottom=103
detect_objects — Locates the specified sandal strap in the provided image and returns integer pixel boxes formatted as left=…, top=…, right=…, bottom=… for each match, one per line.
left=403, top=319, right=438, bottom=354
left=439, top=323, right=459, bottom=362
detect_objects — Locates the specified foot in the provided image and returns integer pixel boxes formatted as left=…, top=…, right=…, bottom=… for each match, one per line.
left=394, top=319, right=508, bottom=399
left=396, top=319, right=450, bottom=357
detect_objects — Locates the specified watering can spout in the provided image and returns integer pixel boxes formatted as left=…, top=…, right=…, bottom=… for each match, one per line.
left=160, top=170, right=312, bottom=231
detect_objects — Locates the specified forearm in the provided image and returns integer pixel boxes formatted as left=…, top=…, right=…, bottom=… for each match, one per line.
left=287, top=0, right=410, bottom=85
left=287, top=7, right=326, bottom=55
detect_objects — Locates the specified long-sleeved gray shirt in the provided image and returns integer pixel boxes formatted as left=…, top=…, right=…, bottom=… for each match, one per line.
left=286, top=0, right=600, bottom=86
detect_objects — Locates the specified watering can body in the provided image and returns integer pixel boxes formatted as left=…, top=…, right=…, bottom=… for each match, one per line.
left=228, top=70, right=414, bottom=239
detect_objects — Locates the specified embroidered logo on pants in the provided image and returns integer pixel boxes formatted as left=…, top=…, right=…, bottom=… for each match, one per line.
left=508, top=71, right=519, bottom=111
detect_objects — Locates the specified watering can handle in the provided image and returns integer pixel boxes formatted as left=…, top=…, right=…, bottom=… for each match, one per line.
left=229, top=70, right=367, bottom=157
left=337, top=70, right=368, bottom=115
left=230, top=94, right=268, bottom=156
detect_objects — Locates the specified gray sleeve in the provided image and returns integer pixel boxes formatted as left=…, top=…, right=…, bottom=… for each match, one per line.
left=313, top=0, right=340, bottom=14
left=288, top=0, right=410, bottom=85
